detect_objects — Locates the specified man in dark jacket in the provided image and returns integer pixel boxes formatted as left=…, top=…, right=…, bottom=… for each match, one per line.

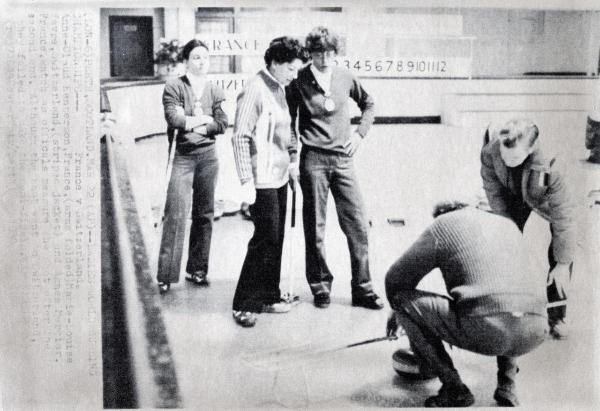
left=386, top=202, right=548, bottom=407
left=480, top=118, right=576, bottom=339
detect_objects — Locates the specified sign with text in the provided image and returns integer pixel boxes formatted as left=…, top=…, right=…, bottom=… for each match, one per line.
left=195, top=36, right=472, bottom=79
left=334, top=56, right=472, bottom=78
left=207, top=73, right=249, bottom=92
left=196, top=34, right=270, bottom=56
left=207, top=73, right=251, bottom=119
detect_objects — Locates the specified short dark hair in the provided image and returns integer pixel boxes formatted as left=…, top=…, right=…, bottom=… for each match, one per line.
left=499, top=119, right=539, bottom=148
left=181, top=39, right=209, bottom=61
left=305, top=26, right=339, bottom=53
left=432, top=201, right=469, bottom=218
left=264, top=36, right=309, bottom=67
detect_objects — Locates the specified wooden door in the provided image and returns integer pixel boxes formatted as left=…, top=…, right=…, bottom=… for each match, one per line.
left=109, top=16, right=154, bottom=77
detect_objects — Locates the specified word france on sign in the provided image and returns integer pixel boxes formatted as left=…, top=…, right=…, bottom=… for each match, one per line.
left=195, top=34, right=267, bottom=56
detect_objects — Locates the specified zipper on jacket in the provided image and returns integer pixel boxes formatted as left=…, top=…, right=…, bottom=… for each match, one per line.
left=265, top=111, right=274, bottom=175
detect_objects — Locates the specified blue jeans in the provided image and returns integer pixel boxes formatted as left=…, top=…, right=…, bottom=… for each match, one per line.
left=299, top=147, right=373, bottom=297
left=392, top=290, right=547, bottom=390
left=157, top=149, right=218, bottom=283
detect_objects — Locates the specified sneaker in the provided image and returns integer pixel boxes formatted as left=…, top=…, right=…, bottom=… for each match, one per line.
left=186, top=271, right=210, bottom=287
left=314, top=293, right=331, bottom=308
left=232, top=310, right=257, bottom=327
left=262, top=299, right=291, bottom=313
left=588, top=150, right=600, bottom=164
left=549, top=319, right=568, bottom=340
left=424, top=383, right=475, bottom=407
left=392, top=348, right=437, bottom=380
left=240, top=202, right=252, bottom=220
left=281, top=293, right=301, bottom=306
left=494, top=387, right=520, bottom=407
left=157, top=281, right=170, bottom=294
left=352, top=293, right=384, bottom=310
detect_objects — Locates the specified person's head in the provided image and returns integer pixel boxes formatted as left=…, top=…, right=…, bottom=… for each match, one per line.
left=497, top=119, right=539, bottom=167
left=305, top=26, right=339, bottom=72
left=182, top=39, right=210, bottom=76
left=586, top=116, right=600, bottom=149
left=432, top=200, right=470, bottom=218
left=264, top=36, right=309, bottom=86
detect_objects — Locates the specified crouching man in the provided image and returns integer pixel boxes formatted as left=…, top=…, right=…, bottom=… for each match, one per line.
left=385, top=202, right=548, bottom=407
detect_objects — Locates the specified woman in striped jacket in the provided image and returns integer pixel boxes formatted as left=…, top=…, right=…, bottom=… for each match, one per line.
left=231, top=37, right=309, bottom=327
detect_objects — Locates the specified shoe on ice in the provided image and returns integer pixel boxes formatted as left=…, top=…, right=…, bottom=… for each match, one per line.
left=157, top=281, right=170, bottom=294
left=424, top=383, right=475, bottom=407
left=494, top=387, right=520, bottom=407
left=232, top=310, right=257, bottom=327
left=313, top=293, right=331, bottom=308
left=281, top=293, right=301, bottom=306
left=588, top=150, right=600, bottom=164
left=549, top=319, right=568, bottom=340
left=352, top=293, right=384, bottom=310
left=186, top=271, right=210, bottom=287
left=262, top=299, right=291, bottom=313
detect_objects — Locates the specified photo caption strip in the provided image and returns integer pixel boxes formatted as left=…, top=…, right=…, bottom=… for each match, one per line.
left=0, top=10, right=101, bottom=409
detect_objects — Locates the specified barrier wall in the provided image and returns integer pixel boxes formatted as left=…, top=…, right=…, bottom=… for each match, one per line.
left=101, top=122, right=182, bottom=408
left=102, top=77, right=594, bottom=217
left=102, top=77, right=595, bottom=137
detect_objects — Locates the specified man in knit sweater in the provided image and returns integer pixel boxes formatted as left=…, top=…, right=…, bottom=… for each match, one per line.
left=385, top=202, right=548, bottom=407
left=286, top=26, right=383, bottom=310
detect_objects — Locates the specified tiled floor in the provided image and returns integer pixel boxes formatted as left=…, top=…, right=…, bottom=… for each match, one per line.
left=124, top=124, right=600, bottom=409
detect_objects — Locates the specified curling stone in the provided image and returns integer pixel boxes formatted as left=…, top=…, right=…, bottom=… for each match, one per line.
left=392, top=348, right=437, bottom=380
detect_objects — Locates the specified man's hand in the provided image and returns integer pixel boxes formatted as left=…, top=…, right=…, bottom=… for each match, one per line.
left=344, top=131, right=363, bottom=156
left=548, top=263, right=571, bottom=299
left=241, top=181, right=256, bottom=205
left=386, top=311, right=400, bottom=338
left=288, top=163, right=299, bottom=191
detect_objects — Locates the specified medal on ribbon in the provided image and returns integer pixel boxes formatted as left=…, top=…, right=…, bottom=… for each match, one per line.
left=323, top=91, right=335, bottom=112
left=194, top=100, right=203, bottom=116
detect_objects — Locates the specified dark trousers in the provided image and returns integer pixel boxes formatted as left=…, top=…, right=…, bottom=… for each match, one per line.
left=392, top=290, right=547, bottom=390
left=232, top=185, right=288, bottom=312
left=157, top=150, right=218, bottom=283
left=299, top=147, right=373, bottom=297
left=508, top=203, right=571, bottom=322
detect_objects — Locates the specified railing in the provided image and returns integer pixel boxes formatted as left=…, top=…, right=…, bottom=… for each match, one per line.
left=101, top=113, right=181, bottom=408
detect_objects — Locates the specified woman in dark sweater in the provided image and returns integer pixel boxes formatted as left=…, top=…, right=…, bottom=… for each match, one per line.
left=157, top=39, right=228, bottom=293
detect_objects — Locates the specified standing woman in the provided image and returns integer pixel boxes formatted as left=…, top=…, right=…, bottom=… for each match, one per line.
left=157, top=39, right=228, bottom=293
left=231, top=37, right=309, bottom=327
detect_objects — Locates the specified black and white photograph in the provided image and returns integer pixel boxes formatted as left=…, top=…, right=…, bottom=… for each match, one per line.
left=2, top=0, right=600, bottom=409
